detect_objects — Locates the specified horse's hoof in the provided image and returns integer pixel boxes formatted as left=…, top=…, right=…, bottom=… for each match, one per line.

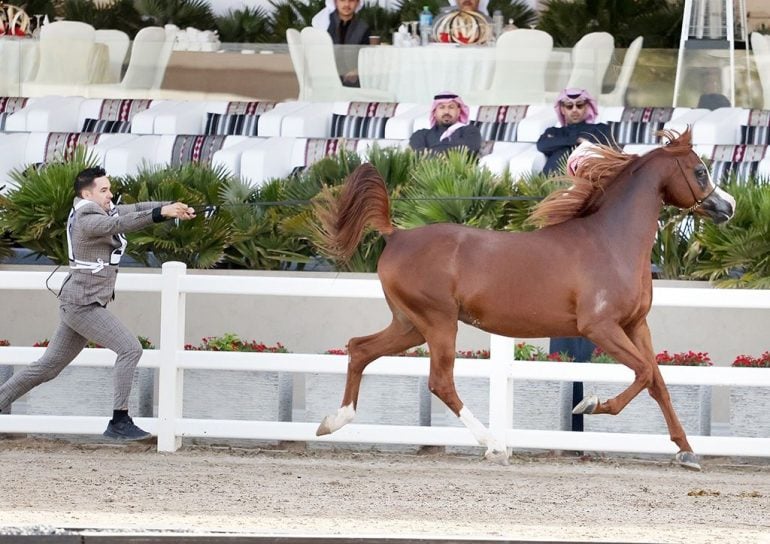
left=484, top=449, right=510, bottom=466
left=316, top=417, right=333, bottom=436
left=572, top=394, right=599, bottom=415
left=675, top=451, right=702, bottom=471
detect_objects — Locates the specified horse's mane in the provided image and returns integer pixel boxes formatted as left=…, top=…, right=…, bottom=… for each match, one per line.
left=526, top=129, right=693, bottom=228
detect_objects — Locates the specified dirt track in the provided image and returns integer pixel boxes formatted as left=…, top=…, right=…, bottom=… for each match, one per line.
left=0, top=437, right=769, bottom=543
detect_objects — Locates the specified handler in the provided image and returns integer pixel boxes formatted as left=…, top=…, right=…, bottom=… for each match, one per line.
left=0, top=167, right=195, bottom=440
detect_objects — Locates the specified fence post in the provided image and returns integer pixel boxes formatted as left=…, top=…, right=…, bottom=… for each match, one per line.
left=157, top=261, right=187, bottom=452
left=488, top=334, right=514, bottom=454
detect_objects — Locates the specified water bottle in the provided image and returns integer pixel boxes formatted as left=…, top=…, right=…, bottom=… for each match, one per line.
left=492, top=10, right=504, bottom=39
left=419, top=6, right=433, bottom=46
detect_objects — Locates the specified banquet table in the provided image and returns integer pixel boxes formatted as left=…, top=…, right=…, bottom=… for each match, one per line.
left=358, top=44, right=571, bottom=104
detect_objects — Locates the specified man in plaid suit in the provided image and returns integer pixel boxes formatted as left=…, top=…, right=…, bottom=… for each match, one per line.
left=0, top=167, right=196, bottom=440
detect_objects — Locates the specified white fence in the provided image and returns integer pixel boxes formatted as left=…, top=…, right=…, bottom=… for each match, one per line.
left=1, top=262, right=769, bottom=457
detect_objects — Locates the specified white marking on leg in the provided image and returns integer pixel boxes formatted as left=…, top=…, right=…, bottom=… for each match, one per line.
left=459, top=406, right=508, bottom=461
left=324, top=403, right=355, bottom=433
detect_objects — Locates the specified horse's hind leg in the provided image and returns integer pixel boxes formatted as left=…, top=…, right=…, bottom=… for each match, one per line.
left=316, top=316, right=424, bottom=436
left=424, top=328, right=508, bottom=465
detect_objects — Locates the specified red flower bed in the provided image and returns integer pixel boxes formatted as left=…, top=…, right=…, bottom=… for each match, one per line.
left=731, top=351, right=770, bottom=368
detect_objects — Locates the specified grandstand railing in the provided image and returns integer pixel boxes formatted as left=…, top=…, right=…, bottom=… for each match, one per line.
left=1, top=262, right=769, bottom=457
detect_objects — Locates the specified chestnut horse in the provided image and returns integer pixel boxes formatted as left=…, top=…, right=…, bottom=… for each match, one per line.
left=313, top=130, right=734, bottom=470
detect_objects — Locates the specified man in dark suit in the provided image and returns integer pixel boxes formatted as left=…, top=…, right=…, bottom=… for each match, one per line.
left=537, top=88, right=613, bottom=176
left=409, top=92, right=482, bottom=157
left=0, top=167, right=195, bottom=440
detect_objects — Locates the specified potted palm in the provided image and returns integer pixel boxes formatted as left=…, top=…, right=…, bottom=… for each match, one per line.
left=729, top=351, right=770, bottom=438
left=583, top=348, right=712, bottom=436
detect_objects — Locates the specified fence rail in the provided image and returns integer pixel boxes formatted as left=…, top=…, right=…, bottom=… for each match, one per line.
left=1, top=262, right=769, bottom=457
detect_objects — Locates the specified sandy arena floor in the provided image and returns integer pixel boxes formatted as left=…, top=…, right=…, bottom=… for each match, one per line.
left=0, top=437, right=769, bottom=543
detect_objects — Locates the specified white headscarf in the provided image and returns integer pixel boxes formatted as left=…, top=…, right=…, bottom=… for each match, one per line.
left=312, top=0, right=364, bottom=31
left=448, top=0, right=490, bottom=17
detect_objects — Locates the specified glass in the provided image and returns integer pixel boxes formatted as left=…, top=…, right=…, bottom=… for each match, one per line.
left=561, top=101, right=587, bottom=110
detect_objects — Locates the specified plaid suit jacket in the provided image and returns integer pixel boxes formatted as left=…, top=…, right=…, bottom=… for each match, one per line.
left=59, top=198, right=164, bottom=306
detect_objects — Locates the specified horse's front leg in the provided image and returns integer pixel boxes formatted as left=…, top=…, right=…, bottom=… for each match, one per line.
left=629, top=321, right=699, bottom=471
left=427, top=339, right=508, bottom=465
left=316, top=321, right=424, bottom=436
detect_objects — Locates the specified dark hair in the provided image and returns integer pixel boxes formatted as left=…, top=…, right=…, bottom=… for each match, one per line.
left=74, top=167, right=107, bottom=197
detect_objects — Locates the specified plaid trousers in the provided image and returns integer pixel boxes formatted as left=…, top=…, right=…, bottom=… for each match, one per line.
left=0, top=302, right=142, bottom=412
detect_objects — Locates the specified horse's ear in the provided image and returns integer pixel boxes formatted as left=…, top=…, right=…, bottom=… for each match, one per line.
left=657, top=127, right=692, bottom=151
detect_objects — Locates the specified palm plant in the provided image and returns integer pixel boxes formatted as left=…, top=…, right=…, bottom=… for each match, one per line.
left=358, top=3, right=401, bottom=40
left=61, top=0, right=145, bottom=36
left=688, top=180, right=770, bottom=288
left=135, top=0, right=216, bottom=30
left=537, top=0, right=683, bottom=48
left=0, top=147, right=98, bottom=265
left=268, top=0, right=324, bottom=41
left=391, top=0, right=447, bottom=24
left=223, top=177, right=315, bottom=270
left=651, top=208, right=700, bottom=279
left=487, top=0, right=538, bottom=28
left=115, top=163, right=234, bottom=269
left=393, top=149, right=511, bottom=230
left=215, top=6, right=273, bottom=43
left=503, top=171, right=560, bottom=232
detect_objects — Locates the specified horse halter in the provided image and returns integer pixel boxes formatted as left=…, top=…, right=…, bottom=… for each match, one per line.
left=675, top=157, right=717, bottom=213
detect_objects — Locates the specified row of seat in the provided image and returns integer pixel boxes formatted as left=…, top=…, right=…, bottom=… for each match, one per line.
left=1, top=96, right=769, bottom=191
left=3, top=96, right=770, bottom=146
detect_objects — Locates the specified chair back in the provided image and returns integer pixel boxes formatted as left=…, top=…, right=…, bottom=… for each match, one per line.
left=95, top=29, right=130, bottom=84
left=600, top=36, right=643, bottom=107
left=478, top=29, right=553, bottom=104
left=121, top=26, right=174, bottom=90
left=286, top=28, right=307, bottom=100
left=751, top=32, right=770, bottom=109
left=300, top=27, right=343, bottom=99
left=34, top=21, right=97, bottom=85
left=567, top=31, right=614, bottom=98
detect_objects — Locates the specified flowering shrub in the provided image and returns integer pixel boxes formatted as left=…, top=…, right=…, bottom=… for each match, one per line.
left=656, top=350, right=712, bottom=367
left=186, top=333, right=288, bottom=353
left=731, top=351, right=770, bottom=368
left=0, top=339, right=9, bottom=347
left=591, top=347, right=713, bottom=366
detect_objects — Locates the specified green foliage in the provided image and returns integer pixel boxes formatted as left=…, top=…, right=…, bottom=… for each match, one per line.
left=135, top=0, right=216, bottom=30
left=358, top=3, right=401, bottom=38
left=268, top=0, right=325, bottom=40
left=115, top=163, right=235, bottom=269
left=651, top=208, right=701, bottom=280
left=393, top=149, right=510, bottom=230
left=503, top=171, right=560, bottom=232
left=688, top=181, right=770, bottom=288
left=61, top=0, right=146, bottom=35
left=391, top=0, right=449, bottom=24
left=0, top=148, right=98, bottom=265
left=6, top=0, right=56, bottom=20
left=222, top=177, right=314, bottom=270
left=487, top=0, right=538, bottom=28
left=537, top=0, right=683, bottom=48
left=215, top=6, right=273, bottom=43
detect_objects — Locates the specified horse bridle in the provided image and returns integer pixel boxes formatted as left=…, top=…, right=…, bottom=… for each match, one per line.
left=676, top=157, right=718, bottom=213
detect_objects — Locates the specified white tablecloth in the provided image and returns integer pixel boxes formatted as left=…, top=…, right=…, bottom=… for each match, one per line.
left=359, top=44, right=571, bottom=103
left=359, top=45, right=495, bottom=103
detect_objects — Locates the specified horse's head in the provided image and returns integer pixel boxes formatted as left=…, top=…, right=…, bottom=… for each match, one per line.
left=658, top=131, right=735, bottom=224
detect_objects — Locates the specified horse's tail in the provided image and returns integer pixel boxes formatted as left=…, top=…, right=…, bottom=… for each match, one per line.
left=314, top=163, right=394, bottom=262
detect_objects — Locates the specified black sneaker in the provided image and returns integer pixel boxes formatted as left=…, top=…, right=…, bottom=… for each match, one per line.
left=103, top=416, right=151, bottom=441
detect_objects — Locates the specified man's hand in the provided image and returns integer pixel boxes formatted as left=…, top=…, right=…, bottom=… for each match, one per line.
left=161, top=202, right=196, bottom=220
